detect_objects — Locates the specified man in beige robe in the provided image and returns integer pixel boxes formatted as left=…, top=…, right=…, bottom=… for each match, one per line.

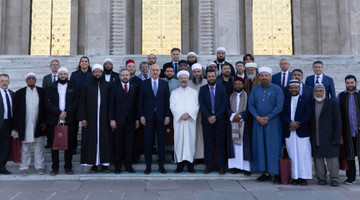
left=170, top=70, right=199, bottom=173
left=188, top=63, right=207, bottom=161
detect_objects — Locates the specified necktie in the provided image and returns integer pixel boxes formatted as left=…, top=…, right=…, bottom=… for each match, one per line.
left=153, top=80, right=158, bottom=96
left=124, top=84, right=128, bottom=94
left=4, top=90, right=11, bottom=119
left=174, top=63, right=178, bottom=74
left=210, top=87, right=215, bottom=114
left=53, top=75, right=56, bottom=83
left=281, top=72, right=286, bottom=90
left=316, top=75, right=320, bottom=84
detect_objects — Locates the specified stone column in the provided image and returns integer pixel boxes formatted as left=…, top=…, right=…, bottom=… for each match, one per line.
left=198, top=0, right=215, bottom=54
left=214, top=0, right=240, bottom=55
left=110, top=0, right=127, bottom=55
left=0, top=0, right=6, bottom=54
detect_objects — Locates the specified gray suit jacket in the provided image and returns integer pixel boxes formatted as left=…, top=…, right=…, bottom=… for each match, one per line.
left=42, top=74, right=55, bottom=90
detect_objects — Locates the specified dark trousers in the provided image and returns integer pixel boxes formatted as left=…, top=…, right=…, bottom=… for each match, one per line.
left=346, top=137, right=359, bottom=181
left=0, top=120, right=11, bottom=171
left=144, top=112, right=165, bottom=168
left=114, top=118, right=134, bottom=170
left=49, top=124, right=76, bottom=170
left=202, top=121, right=226, bottom=169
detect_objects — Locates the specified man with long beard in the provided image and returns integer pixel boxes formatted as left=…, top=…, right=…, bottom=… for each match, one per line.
left=244, top=63, right=260, bottom=94
left=337, top=75, right=360, bottom=185
left=310, top=84, right=341, bottom=186
left=102, top=58, right=119, bottom=83
left=188, top=63, right=207, bottom=161
left=249, top=66, right=284, bottom=184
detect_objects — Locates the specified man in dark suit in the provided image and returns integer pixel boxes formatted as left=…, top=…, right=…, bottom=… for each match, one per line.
left=305, top=61, right=336, bottom=100
left=45, top=67, right=79, bottom=175
left=272, top=58, right=292, bottom=90
left=0, top=74, right=14, bottom=174
left=42, top=59, right=60, bottom=90
left=284, top=69, right=313, bottom=101
left=199, top=69, right=229, bottom=174
left=13, top=73, right=47, bottom=175
left=42, top=59, right=60, bottom=148
left=281, top=79, right=312, bottom=186
left=213, top=47, right=235, bottom=76
left=139, top=64, right=170, bottom=174
left=310, top=84, right=341, bottom=186
left=109, top=69, right=139, bottom=174
left=103, top=58, right=119, bottom=83
left=216, top=63, right=234, bottom=96
left=161, top=47, right=181, bottom=78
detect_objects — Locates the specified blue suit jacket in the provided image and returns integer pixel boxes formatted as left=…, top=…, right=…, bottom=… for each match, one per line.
left=198, top=84, right=229, bottom=124
left=305, top=74, right=336, bottom=100
left=138, top=78, right=170, bottom=121
left=281, top=95, right=312, bottom=138
left=271, top=71, right=292, bottom=89
left=284, top=83, right=313, bottom=101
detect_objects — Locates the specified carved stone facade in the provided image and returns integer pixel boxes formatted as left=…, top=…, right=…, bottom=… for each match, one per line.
left=0, top=0, right=360, bottom=55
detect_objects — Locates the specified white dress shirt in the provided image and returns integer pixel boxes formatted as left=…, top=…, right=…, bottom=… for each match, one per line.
left=1, top=88, right=13, bottom=119
left=282, top=70, right=290, bottom=87
left=314, top=73, right=323, bottom=85
left=57, top=83, right=68, bottom=123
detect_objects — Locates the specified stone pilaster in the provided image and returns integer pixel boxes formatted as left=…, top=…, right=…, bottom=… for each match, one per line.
left=198, top=0, right=215, bottom=55
left=110, top=0, right=126, bottom=55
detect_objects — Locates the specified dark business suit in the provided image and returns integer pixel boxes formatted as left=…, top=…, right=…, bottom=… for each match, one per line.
left=45, top=81, right=79, bottom=171
left=281, top=95, right=312, bottom=139
left=160, top=61, right=178, bottom=78
left=305, top=74, right=336, bottom=100
left=138, top=78, right=170, bottom=168
left=198, top=84, right=229, bottom=169
left=42, top=74, right=56, bottom=90
left=213, top=60, right=236, bottom=77
left=109, top=80, right=139, bottom=170
left=103, top=71, right=119, bottom=83
left=0, top=89, right=14, bottom=173
left=13, top=86, right=46, bottom=141
left=272, top=71, right=292, bottom=90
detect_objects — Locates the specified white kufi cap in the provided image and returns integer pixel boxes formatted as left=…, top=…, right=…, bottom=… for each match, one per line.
left=57, top=67, right=69, bottom=74
left=258, top=66, right=273, bottom=75
left=25, top=72, right=36, bottom=79
left=92, top=64, right=103, bottom=72
left=191, top=63, right=202, bottom=71
left=216, top=47, right=226, bottom=53
left=177, top=70, right=190, bottom=79
left=245, top=63, right=257, bottom=68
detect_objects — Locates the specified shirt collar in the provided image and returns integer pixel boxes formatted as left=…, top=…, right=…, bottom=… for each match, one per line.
left=344, top=89, right=359, bottom=94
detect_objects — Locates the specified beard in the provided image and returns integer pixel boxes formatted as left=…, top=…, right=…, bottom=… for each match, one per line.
left=104, top=68, right=112, bottom=74
left=346, top=86, right=356, bottom=92
left=217, top=58, right=225, bottom=63
left=260, top=79, right=270, bottom=87
left=94, top=76, right=102, bottom=82
left=315, top=93, right=326, bottom=102
left=188, top=60, right=197, bottom=67
left=59, top=79, right=68, bottom=84
left=208, top=80, right=216, bottom=86
left=180, top=82, right=188, bottom=87
left=247, top=74, right=255, bottom=81
left=192, top=76, right=203, bottom=84
left=234, top=88, right=243, bottom=93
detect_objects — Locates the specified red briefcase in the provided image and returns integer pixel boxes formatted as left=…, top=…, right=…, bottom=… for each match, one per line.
left=279, top=147, right=291, bottom=185
left=52, top=124, right=68, bottom=150
left=7, top=137, right=21, bottom=163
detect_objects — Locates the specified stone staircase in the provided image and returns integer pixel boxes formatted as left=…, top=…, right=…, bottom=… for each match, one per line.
left=1, top=54, right=358, bottom=180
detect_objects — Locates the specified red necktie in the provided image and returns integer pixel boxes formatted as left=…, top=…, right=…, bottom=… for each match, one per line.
left=281, top=72, right=286, bottom=90
left=124, top=84, right=128, bottom=94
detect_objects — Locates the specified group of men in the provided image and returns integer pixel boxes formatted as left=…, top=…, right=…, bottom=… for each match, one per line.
left=0, top=47, right=359, bottom=187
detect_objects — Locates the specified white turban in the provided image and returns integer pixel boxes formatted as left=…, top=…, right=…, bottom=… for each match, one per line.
left=103, top=58, right=113, bottom=64
left=216, top=47, right=226, bottom=53
left=57, top=67, right=68, bottom=74
left=245, top=63, right=257, bottom=68
left=177, top=70, right=190, bottom=79
left=187, top=52, right=197, bottom=57
left=92, top=64, right=103, bottom=72
left=207, top=61, right=217, bottom=68
left=258, top=66, right=273, bottom=75
left=25, top=72, right=36, bottom=79
left=191, top=63, right=202, bottom=71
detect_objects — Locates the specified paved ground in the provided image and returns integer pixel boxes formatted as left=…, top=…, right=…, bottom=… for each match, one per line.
left=1, top=177, right=360, bottom=200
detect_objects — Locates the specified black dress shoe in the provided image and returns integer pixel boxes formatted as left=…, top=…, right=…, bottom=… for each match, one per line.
left=291, top=179, right=299, bottom=185
left=174, top=168, right=183, bottom=173
left=230, top=168, right=239, bottom=174
left=243, top=171, right=251, bottom=176
left=330, top=180, right=339, bottom=187
left=144, top=168, right=151, bottom=174
left=89, top=166, right=98, bottom=173
left=50, top=170, right=59, bottom=176
left=219, top=169, right=226, bottom=175
left=257, top=173, right=272, bottom=182
left=159, top=167, right=167, bottom=174
left=126, top=167, right=136, bottom=173
left=273, top=175, right=281, bottom=184
left=101, top=166, right=110, bottom=173
left=114, top=169, right=121, bottom=174
left=203, top=168, right=211, bottom=174
left=344, top=178, right=356, bottom=185
left=65, top=169, right=74, bottom=175
left=318, top=179, right=327, bottom=185
left=0, top=169, right=11, bottom=175
left=188, top=168, right=196, bottom=173
left=299, top=178, right=308, bottom=186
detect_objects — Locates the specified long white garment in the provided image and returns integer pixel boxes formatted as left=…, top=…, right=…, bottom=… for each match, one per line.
left=188, top=79, right=207, bottom=159
left=285, top=95, right=312, bottom=179
left=19, top=136, right=45, bottom=170
left=170, top=86, right=199, bottom=163
left=24, top=87, right=39, bottom=143
left=228, top=91, right=250, bottom=170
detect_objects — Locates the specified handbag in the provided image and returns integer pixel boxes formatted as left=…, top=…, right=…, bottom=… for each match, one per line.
left=52, top=123, right=68, bottom=150
left=7, top=137, right=21, bottom=163
left=279, top=146, right=291, bottom=185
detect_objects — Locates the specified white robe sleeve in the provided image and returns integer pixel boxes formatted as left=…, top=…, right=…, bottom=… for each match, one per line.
left=170, top=90, right=183, bottom=122
left=188, top=89, right=199, bottom=121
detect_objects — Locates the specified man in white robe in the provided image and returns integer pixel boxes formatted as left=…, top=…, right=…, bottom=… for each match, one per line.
left=170, top=70, right=199, bottom=173
left=281, top=79, right=312, bottom=185
left=188, top=63, right=207, bottom=161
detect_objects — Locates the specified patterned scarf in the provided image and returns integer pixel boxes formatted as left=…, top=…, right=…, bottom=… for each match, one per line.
left=230, top=91, right=247, bottom=145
